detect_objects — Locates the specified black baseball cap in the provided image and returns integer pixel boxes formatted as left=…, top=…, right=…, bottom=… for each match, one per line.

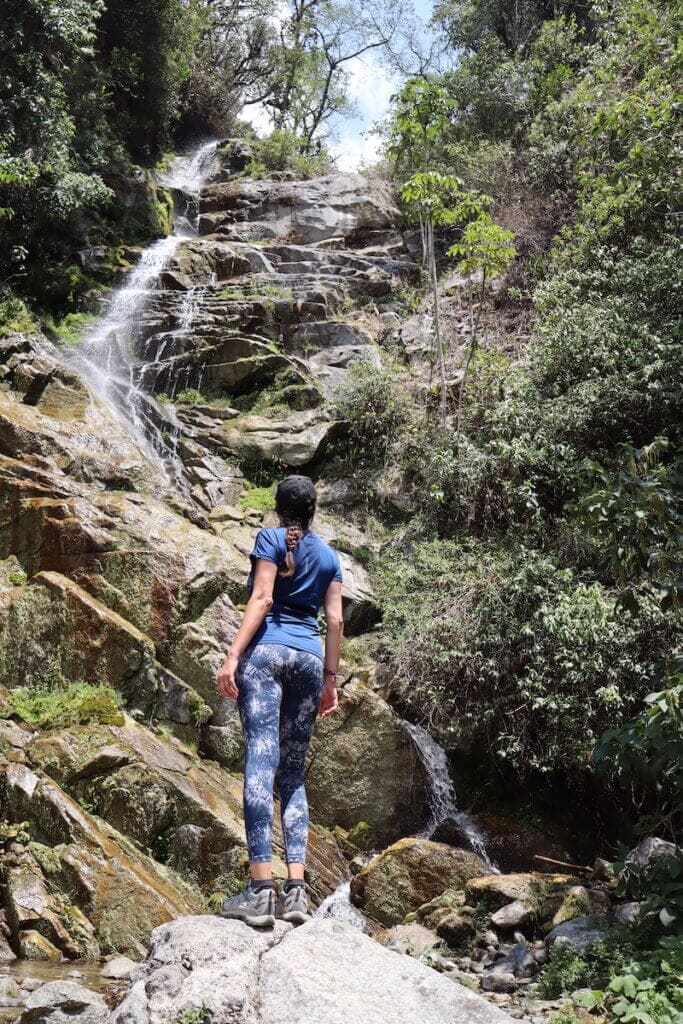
left=275, top=475, right=317, bottom=521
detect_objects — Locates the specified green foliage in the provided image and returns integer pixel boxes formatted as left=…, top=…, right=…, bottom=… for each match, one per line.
left=540, top=931, right=637, bottom=997
left=608, top=936, right=683, bottom=1024
left=379, top=538, right=672, bottom=778
left=595, top=675, right=682, bottom=843
left=576, top=440, right=682, bottom=613
left=245, top=129, right=333, bottom=179
left=53, top=312, right=98, bottom=346
left=387, top=79, right=456, bottom=174
left=448, top=217, right=516, bottom=280
left=0, top=290, right=37, bottom=337
left=333, top=356, right=411, bottom=472
left=3, top=682, right=125, bottom=729
left=164, top=1008, right=213, bottom=1024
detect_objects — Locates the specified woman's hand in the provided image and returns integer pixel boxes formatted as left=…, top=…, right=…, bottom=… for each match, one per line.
left=217, top=652, right=239, bottom=700
left=318, top=680, right=338, bottom=719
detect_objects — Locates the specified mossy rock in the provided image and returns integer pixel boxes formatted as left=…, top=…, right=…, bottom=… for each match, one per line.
left=350, top=838, right=487, bottom=927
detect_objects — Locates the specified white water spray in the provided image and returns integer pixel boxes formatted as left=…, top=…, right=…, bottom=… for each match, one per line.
left=405, top=721, right=497, bottom=871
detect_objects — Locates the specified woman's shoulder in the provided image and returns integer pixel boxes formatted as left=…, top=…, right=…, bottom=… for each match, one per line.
left=251, top=525, right=287, bottom=559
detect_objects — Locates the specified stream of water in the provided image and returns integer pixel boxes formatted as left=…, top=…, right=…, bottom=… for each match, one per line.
left=63, top=140, right=219, bottom=492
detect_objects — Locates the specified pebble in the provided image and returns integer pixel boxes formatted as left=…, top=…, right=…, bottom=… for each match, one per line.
left=67, top=969, right=84, bottom=979
left=20, top=978, right=43, bottom=992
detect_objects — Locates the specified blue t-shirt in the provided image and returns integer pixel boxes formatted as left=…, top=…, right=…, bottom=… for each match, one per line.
left=246, top=527, right=343, bottom=659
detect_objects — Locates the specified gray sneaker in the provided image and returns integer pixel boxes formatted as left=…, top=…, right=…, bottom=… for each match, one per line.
left=276, top=884, right=310, bottom=925
left=219, top=883, right=275, bottom=927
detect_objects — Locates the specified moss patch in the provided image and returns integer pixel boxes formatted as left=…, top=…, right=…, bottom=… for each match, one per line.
left=3, top=683, right=125, bottom=729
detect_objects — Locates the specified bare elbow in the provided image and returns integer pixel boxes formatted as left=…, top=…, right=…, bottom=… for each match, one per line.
left=253, top=592, right=273, bottom=612
left=326, top=613, right=344, bottom=633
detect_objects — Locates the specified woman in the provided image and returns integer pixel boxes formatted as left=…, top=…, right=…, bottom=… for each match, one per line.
left=216, top=474, right=344, bottom=928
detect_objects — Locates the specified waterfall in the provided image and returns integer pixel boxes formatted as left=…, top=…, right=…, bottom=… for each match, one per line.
left=63, top=140, right=219, bottom=493
left=404, top=721, right=498, bottom=872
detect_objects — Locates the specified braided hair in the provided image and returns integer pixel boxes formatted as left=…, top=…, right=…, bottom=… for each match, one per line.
left=275, top=475, right=317, bottom=577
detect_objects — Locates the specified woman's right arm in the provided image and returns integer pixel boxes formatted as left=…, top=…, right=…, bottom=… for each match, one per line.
left=320, top=580, right=343, bottom=718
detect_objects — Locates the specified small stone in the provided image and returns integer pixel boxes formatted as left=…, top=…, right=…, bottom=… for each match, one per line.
left=0, top=977, right=23, bottom=1008
left=613, top=902, right=641, bottom=925
left=545, top=917, right=606, bottom=952
left=67, top=970, right=84, bottom=979
left=20, top=980, right=109, bottom=1024
left=482, top=930, right=499, bottom=947
left=100, top=954, right=139, bottom=978
left=491, top=900, right=535, bottom=930
left=21, top=979, right=43, bottom=993
left=482, top=971, right=518, bottom=994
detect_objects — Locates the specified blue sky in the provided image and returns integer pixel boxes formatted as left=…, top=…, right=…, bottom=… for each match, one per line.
left=330, top=0, right=437, bottom=170
left=247, top=0, right=439, bottom=171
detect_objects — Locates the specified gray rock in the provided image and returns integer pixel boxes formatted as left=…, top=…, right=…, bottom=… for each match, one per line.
left=492, top=943, right=536, bottom=979
left=626, top=837, right=681, bottom=868
left=21, top=980, right=43, bottom=993
left=491, top=901, right=534, bottom=930
left=199, top=174, right=401, bottom=246
left=613, top=902, right=641, bottom=925
left=113, top=915, right=517, bottom=1024
left=545, top=917, right=606, bottom=952
left=20, top=981, right=110, bottom=1023
left=101, top=955, right=138, bottom=980
left=0, top=977, right=24, bottom=1007
left=481, top=972, right=518, bottom=994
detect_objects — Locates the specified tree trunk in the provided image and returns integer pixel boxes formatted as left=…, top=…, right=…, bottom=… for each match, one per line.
left=427, top=221, right=448, bottom=427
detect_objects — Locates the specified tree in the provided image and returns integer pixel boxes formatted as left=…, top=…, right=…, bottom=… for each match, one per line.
left=253, top=0, right=409, bottom=151
left=400, top=171, right=465, bottom=424
left=386, top=78, right=456, bottom=175
left=448, top=205, right=516, bottom=436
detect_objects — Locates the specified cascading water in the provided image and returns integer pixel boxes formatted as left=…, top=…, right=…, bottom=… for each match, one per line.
left=405, top=720, right=498, bottom=872
left=63, top=139, right=219, bottom=492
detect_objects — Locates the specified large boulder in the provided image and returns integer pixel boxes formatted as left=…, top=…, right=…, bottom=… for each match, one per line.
left=464, top=873, right=578, bottom=914
left=305, top=682, right=431, bottom=846
left=199, top=174, right=401, bottom=246
left=1, top=762, right=200, bottom=958
left=112, top=915, right=517, bottom=1024
left=221, top=409, right=341, bottom=467
left=350, top=838, right=487, bottom=927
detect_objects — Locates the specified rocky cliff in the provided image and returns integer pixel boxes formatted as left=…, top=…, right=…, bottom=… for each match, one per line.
left=0, top=145, right=434, bottom=961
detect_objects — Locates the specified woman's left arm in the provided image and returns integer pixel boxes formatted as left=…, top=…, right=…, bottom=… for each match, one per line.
left=216, top=559, right=278, bottom=699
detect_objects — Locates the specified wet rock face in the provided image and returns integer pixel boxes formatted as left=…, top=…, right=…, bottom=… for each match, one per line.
left=0, top=166, right=415, bottom=965
left=305, top=682, right=432, bottom=846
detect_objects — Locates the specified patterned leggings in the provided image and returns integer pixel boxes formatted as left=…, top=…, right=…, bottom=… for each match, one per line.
left=236, top=643, right=323, bottom=864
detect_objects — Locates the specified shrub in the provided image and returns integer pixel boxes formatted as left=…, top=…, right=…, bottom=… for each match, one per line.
left=540, top=930, right=637, bottom=997
left=245, top=129, right=333, bottom=180
left=333, top=356, right=411, bottom=471
left=379, top=539, right=673, bottom=778
left=240, top=482, right=276, bottom=513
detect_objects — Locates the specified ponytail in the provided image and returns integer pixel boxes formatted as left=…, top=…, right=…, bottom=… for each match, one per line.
left=279, top=520, right=304, bottom=577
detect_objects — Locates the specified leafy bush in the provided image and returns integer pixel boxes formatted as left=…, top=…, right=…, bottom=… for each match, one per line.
left=608, top=936, right=683, bottom=1024
left=245, top=129, right=333, bottom=180
left=379, top=539, right=673, bottom=777
left=540, top=931, right=637, bottom=997
left=333, top=356, right=411, bottom=471
left=3, top=683, right=125, bottom=729
left=240, top=482, right=276, bottom=514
